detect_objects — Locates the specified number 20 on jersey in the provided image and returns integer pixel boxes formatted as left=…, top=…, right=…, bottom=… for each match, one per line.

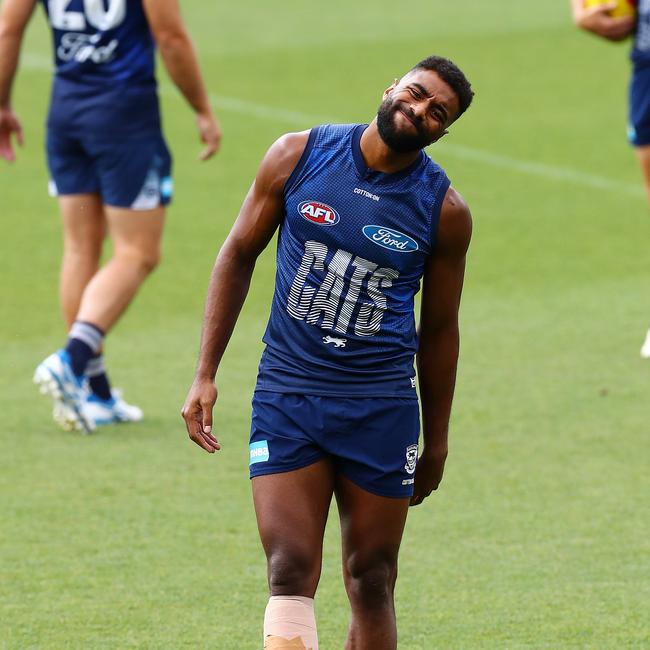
left=49, top=0, right=126, bottom=32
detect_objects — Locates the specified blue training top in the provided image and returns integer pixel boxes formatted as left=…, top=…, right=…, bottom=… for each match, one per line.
left=256, top=123, right=451, bottom=398
left=40, top=0, right=160, bottom=133
left=633, top=0, right=650, bottom=67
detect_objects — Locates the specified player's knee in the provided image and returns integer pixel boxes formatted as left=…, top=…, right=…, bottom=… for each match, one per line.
left=140, top=246, right=161, bottom=274
left=267, top=547, right=319, bottom=596
left=63, top=237, right=102, bottom=263
left=345, top=554, right=397, bottom=610
left=116, top=245, right=161, bottom=275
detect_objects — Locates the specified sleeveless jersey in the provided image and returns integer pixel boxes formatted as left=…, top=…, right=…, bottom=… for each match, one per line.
left=633, top=0, right=650, bottom=67
left=40, top=0, right=159, bottom=134
left=255, top=123, right=451, bottom=398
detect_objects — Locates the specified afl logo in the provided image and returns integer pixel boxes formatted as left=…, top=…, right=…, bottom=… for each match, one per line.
left=362, top=225, right=419, bottom=253
left=298, top=201, right=340, bottom=226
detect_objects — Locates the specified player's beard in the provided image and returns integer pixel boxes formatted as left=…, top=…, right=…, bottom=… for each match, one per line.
left=376, top=96, right=431, bottom=153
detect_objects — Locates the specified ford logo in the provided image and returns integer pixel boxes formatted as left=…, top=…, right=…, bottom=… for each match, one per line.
left=362, top=225, right=418, bottom=253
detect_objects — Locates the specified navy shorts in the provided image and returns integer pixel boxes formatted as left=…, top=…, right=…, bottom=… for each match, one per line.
left=629, top=64, right=650, bottom=146
left=46, top=128, right=173, bottom=209
left=249, top=391, right=421, bottom=498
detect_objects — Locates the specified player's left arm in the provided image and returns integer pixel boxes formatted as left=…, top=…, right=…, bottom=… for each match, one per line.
left=142, top=0, right=221, bottom=160
left=411, top=186, right=472, bottom=507
left=0, top=0, right=37, bottom=162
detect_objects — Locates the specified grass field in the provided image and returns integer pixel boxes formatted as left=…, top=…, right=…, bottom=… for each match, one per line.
left=2, top=0, right=650, bottom=647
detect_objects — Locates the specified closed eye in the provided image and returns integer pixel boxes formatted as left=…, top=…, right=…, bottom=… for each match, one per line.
left=431, top=105, right=448, bottom=123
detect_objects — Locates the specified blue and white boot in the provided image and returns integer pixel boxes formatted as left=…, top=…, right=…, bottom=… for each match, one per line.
left=83, top=389, right=144, bottom=426
left=641, top=328, right=650, bottom=359
left=33, top=350, right=95, bottom=433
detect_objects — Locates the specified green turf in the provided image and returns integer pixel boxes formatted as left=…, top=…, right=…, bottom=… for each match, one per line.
left=2, top=0, right=649, bottom=647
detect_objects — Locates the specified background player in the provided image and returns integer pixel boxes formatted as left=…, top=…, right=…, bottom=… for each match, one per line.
left=570, top=0, right=650, bottom=355
left=0, top=0, right=221, bottom=431
left=182, top=56, right=473, bottom=649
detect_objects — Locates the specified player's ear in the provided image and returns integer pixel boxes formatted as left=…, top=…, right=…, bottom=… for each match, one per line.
left=382, top=78, right=399, bottom=99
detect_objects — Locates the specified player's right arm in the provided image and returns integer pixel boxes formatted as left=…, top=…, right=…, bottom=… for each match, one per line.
left=181, top=131, right=310, bottom=453
left=570, top=0, right=636, bottom=41
left=141, top=0, right=221, bottom=160
left=0, top=0, right=36, bottom=162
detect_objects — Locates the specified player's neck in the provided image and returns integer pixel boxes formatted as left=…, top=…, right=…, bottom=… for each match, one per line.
left=359, top=121, right=421, bottom=174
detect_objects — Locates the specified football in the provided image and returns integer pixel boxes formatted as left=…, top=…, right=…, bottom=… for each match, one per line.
left=584, top=0, right=636, bottom=18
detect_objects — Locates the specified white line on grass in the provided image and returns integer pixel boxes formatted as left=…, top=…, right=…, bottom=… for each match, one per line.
left=207, top=91, right=644, bottom=198
left=21, top=54, right=644, bottom=199
left=434, top=143, right=644, bottom=198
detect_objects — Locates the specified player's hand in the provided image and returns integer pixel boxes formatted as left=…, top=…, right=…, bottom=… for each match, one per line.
left=196, top=110, right=221, bottom=160
left=572, top=2, right=635, bottom=41
left=409, top=445, right=448, bottom=507
left=0, top=107, right=24, bottom=162
left=181, top=377, right=221, bottom=453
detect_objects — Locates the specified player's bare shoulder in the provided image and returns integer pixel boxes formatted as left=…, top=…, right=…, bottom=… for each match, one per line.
left=436, top=185, right=472, bottom=257
left=258, top=130, right=311, bottom=194
left=271, top=130, right=311, bottom=165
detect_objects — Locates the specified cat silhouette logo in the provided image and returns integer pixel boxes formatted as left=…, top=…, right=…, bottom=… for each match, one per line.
left=322, top=335, right=346, bottom=348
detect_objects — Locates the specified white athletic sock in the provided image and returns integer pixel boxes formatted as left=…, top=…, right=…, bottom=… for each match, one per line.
left=263, top=596, right=318, bottom=650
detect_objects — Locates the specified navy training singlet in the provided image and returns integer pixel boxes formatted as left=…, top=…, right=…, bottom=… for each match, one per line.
left=40, top=0, right=159, bottom=133
left=633, top=0, right=650, bottom=67
left=255, top=123, right=451, bottom=398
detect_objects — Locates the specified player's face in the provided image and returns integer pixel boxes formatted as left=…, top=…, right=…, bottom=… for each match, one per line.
left=376, top=69, right=460, bottom=153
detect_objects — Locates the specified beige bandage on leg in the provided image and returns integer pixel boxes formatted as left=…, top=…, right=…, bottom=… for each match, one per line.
left=263, top=596, right=318, bottom=650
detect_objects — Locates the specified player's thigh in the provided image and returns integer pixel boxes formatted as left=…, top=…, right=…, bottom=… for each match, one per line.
left=252, top=460, right=335, bottom=552
left=252, top=460, right=335, bottom=595
left=104, top=204, right=165, bottom=260
left=58, top=194, right=106, bottom=252
left=250, top=391, right=335, bottom=594
left=635, top=144, right=650, bottom=188
left=335, top=474, right=410, bottom=586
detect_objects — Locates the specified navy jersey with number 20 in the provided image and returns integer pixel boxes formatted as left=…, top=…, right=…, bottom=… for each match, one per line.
left=256, top=123, right=451, bottom=398
left=40, top=0, right=159, bottom=134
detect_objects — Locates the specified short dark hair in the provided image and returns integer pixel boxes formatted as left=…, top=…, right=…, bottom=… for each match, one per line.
left=410, top=55, right=474, bottom=119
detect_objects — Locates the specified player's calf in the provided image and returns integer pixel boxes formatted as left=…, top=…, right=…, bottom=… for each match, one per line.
left=263, top=596, right=318, bottom=650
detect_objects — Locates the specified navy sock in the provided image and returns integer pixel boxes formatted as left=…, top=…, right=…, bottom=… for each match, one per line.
left=86, top=355, right=113, bottom=401
left=65, top=338, right=94, bottom=377
left=65, top=321, right=104, bottom=377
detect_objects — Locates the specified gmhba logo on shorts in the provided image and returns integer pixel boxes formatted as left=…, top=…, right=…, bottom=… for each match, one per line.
left=249, top=440, right=269, bottom=465
left=298, top=201, right=340, bottom=226
left=362, top=225, right=418, bottom=253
